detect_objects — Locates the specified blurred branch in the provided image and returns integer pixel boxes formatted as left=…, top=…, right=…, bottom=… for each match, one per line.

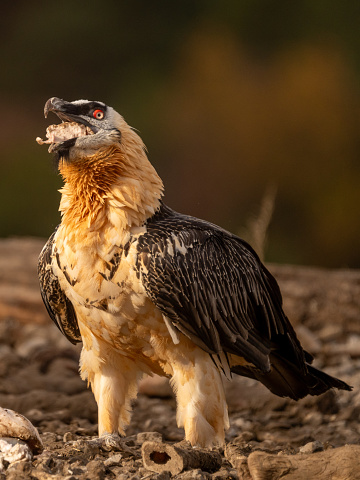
left=240, top=184, right=277, bottom=261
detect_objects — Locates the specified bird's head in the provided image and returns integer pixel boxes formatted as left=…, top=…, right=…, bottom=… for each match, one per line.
left=37, top=97, right=124, bottom=164
left=37, top=97, right=164, bottom=230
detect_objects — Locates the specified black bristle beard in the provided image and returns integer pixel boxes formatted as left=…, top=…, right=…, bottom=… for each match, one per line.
left=51, top=138, right=76, bottom=169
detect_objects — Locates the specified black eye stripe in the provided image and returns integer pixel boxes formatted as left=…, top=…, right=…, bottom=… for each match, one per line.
left=66, top=102, right=107, bottom=117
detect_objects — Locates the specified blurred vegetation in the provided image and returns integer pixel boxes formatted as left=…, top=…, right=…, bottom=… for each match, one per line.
left=1, top=1, right=359, bottom=267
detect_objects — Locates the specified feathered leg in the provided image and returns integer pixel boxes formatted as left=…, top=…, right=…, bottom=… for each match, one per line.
left=170, top=352, right=229, bottom=448
left=79, top=334, right=141, bottom=437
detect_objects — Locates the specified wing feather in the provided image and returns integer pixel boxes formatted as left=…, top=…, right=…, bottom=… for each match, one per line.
left=137, top=204, right=306, bottom=374
left=38, top=228, right=81, bottom=344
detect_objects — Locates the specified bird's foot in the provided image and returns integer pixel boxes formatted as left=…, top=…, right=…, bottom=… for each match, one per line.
left=94, top=432, right=123, bottom=451
left=67, top=433, right=136, bottom=456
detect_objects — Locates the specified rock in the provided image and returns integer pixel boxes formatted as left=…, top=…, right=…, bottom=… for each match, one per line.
left=299, top=440, right=324, bottom=454
left=15, top=335, right=49, bottom=358
left=233, top=431, right=256, bottom=443
left=0, top=407, right=43, bottom=454
left=0, top=346, right=21, bottom=377
left=40, top=432, right=58, bottom=444
left=0, top=439, right=32, bottom=473
left=5, top=459, right=32, bottom=480
left=303, top=411, right=323, bottom=426
left=86, top=459, right=106, bottom=480
left=317, top=324, right=344, bottom=342
left=228, top=444, right=360, bottom=479
left=155, top=471, right=172, bottom=480
left=63, top=432, right=77, bottom=443
left=136, top=431, right=163, bottom=444
left=104, top=453, right=123, bottom=467
left=323, top=335, right=360, bottom=358
left=212, top=468, right=239, bottom=480
left=25, top=408, right=45, bottom=424
left=66, top=438, right=101, bottom=456
left=177, top=468, right=211, bottom=479
left=224, top=444, right=252, bottom=480
left=114, top=475, right=128, bottom=480
left=314, top=389, right=340, bottom=415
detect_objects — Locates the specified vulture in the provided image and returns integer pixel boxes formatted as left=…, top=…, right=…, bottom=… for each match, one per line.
left=37, top=97, right=351, bottom=448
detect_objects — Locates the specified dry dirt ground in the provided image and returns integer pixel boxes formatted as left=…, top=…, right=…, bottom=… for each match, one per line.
left=0, top=237, right=359, bottom=479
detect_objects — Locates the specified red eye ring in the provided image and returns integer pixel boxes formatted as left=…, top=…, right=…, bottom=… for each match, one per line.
left=93, top=109, right=104, bottom=120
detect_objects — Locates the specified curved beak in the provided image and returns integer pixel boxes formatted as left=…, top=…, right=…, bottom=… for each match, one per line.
left=43, top=97, right=96, bottom=132
left=44, top=97, right=72, bottom=118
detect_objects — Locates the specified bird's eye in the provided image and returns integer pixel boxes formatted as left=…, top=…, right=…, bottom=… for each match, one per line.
left=93, top=109, right=104, bottom=120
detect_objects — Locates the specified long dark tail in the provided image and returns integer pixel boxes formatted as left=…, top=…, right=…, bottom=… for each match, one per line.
left=232, top=353, right=352, bottom=401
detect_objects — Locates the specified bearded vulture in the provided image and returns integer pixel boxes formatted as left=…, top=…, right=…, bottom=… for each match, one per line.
left=37, top=97, right=351, bottom=448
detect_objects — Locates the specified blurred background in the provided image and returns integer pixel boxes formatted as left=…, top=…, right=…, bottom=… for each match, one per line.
left=0, top=0, right=359, bottom=268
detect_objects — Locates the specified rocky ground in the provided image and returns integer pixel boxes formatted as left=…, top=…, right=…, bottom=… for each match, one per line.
left=0, top=237, right=359, bottom=479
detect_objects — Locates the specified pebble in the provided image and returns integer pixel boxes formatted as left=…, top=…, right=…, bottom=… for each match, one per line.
left=318, top=324, right=344, bottom=342
left=63, top=432, right=77, bottom=443
left=233, top=431, right=256, bottom=443
left=104, top=453, right=123, bottom=467
left=143, top=419, right=164, bottom=432
left=232, top=417, right=254, bottom=430
left=178, top=469, right=211, bottom=479
left=212, top=468, right=239, bottom=480
left=69, top=438, right=101, bottom=456
left=25, top=408, right=46, bottom=423
left=0, top=439, right=32, bottom=472
left=0, top=345, right=13, bottom=356
left=299, top=440, right=324, bottom=454
left=15, top=336, right=49, bottom=359
left=40, top=432, right=58, bottom=443
left=5, top=459, right=32, bottom=480
left=136, top=431, right=163, bottom=444
left=164, top=430, right=184, bottom=442
left=67, top=465, right=86, bottom=475
left=155, top=471, right=172, bottom=480
left=303, top=411, right=323, bottom=426
left=86, top=459, right=106, bottom=480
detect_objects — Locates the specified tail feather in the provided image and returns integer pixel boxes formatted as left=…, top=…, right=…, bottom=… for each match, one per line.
left=232, top=353, right=352, bottom=401
left=306, top=364, right=352, bottom=396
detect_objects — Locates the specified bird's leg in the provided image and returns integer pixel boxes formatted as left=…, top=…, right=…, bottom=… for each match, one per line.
left=170, top=354, right=229, bottom=448
left=79, top=342, right=141, bottom=442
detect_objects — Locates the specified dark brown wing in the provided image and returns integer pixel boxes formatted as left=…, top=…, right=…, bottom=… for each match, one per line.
left=136, top=204, right=351, bottom=399
left=38, top=228, right=81, bottom=344
left=136, top=204, right=304, bottom=373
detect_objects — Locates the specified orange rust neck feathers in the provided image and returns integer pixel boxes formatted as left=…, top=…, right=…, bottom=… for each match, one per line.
left=58, top=129, right=164, bottom=234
